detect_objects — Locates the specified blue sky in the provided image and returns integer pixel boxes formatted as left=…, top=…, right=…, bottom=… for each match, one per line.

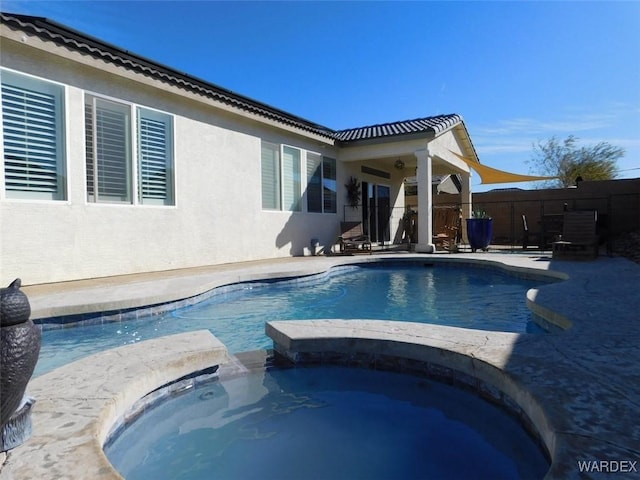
left=3, top=1, right=639, bottom=192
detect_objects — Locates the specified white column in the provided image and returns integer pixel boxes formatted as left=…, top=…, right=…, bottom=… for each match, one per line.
left=461, top=171, right=472, bottom=243
left=415, top=148, right=435, bottom=253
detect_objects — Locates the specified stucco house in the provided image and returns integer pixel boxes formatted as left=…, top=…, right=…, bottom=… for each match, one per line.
left=0, top=12, right=479, bottom=286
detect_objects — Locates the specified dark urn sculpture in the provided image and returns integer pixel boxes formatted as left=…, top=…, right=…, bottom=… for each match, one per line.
left=0, top=279, right=41, bottom=451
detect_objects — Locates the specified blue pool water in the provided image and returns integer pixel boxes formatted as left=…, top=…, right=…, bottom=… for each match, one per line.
left=105, top=365, right=550, bottom=479
left=35, top=264, right=548, bottom=376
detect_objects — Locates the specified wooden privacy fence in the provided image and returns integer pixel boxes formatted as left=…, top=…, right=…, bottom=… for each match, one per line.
left=437, top=192, right=639, bottom=252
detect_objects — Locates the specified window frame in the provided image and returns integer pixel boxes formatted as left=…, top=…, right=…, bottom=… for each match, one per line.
left=1, top=68, right=67, bottom=201
left=84, top=92, right=175, bottom=206
left=261, top=141, right=337, bottom=215
left=282, top=145, right=302, bottom=212
left=137, top=106, right=174, bottom=206
left=322, top=156, right=337, bottom=214
left=261, top=140, right=281, bottom=210
left=306, top=150, right=323, bottom=213
left=85, top=94, right=133, bottom=204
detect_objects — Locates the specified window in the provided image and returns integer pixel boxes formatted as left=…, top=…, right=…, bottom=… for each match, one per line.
left=137, top=108, right=174, bottom=205
left=306, top=152, right=322, bottom=213
left=261, top=141, right=280, bottom=210
left=1, top=69, right=66, bottom=200
left=282, top=146, right=301, bottom=212
left=85, top=96, right=131, bottom=203
left=322, top=157, right=337, bottom=213
left=307, top=154, right=336, bottom=214
left=261, top=141, right=336, bottom=213
left=260, top=142, right=301, bottom=212
left=85, top=95, right=174, bottom=205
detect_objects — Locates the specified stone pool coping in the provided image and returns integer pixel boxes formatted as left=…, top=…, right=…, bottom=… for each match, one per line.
left=0, top=331, right=229, bottom=479
left=265, top=319, right=625, bottom=479
left=3, top=252, right=639, bottom=479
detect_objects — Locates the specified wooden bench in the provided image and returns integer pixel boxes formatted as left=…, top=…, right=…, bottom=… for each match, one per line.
left=552, top=210, right=598, bottom=260
left=338, top=222, right=372, bottom=254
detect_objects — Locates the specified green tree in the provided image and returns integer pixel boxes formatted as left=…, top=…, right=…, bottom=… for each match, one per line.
left=528, top=135, right=624, bottom=188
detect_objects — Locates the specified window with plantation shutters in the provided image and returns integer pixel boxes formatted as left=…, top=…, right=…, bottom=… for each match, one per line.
left=85, top=96, right=132, bottom=203
left=306, top=152, right=322, bottom=213
left=322, top=157, right=337, bottom=213
left=138, top=108, right=173, bottom=205
left=85, top=95, right=174, bottom=205
left=260, top=142, right=337, bottom=214
left=1, top=70, right=66, bottom=200
left=261, top=141, right=280, bottom=210
left=309, top=154, right=337, bottom=214
left=282, top=146, right=301, bottom=212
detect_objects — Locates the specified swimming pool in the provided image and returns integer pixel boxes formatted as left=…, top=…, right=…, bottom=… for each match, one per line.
left=35, top=263, right=550, bottom=376
left=105, top=365, right=550, bottom=479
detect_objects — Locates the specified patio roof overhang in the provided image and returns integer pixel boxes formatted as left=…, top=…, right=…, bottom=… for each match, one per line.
left=336, top=117, right=475, bottom=176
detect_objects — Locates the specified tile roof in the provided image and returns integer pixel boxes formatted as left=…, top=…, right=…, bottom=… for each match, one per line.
left=0, top=12, right=335, bottom=139
left=1, top=12, right=463, bottom=145
left=333, top=115, right=462, bottom=143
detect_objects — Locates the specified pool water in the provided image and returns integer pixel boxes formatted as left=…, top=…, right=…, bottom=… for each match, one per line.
left=105, top=365, right=550, bottom=479
left=35, top=264, right=548, bottom=376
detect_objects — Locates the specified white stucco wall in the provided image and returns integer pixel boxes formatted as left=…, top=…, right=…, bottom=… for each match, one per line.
left=0, top=35, right=342, bottom=285
left=1, top=23, right=466, bottom=286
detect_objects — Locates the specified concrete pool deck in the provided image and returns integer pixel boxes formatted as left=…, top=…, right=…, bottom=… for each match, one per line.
left=2, top=252, right=639, bottom=479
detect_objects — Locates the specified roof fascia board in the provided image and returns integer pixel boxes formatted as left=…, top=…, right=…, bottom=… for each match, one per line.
left=453, top=123, right=481, bottom=162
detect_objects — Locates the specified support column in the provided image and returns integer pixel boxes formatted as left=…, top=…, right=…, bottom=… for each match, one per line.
left=461, top=171, right=472, bottom=243
left=415, top=148, right=435, bottom=253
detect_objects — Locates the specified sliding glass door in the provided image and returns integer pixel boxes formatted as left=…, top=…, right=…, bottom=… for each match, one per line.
left=362, top=182, right=390, bottom=243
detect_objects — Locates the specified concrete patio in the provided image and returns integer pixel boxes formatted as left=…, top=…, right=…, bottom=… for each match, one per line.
left=1, top=252, right=639, bottom=479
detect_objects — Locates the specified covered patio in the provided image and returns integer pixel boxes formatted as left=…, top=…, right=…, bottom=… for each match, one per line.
left=334, top=114, right=476, bottom=252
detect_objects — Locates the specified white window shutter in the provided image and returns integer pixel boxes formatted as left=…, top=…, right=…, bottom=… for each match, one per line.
left=282, top=146, right=301, bottom=212
left=1, top=75, right=64, bottom=200
left=261, top=142, right=281, bottom=210
left=138, top=108, right=173, bottom=205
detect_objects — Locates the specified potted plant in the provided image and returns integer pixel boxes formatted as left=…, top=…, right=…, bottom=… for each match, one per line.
left=402, top=209, right=417, bottom=245
left=345, top=176, right=361, bottom=208
left=466, top=208, right=493, bottom=252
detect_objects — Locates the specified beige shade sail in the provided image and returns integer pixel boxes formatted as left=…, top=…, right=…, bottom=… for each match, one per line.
left=449, top=150, right=557, bottom=185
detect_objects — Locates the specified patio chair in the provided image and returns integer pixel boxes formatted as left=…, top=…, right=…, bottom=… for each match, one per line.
left=521, top=214, right=542, bottom=250
left=338, top=222, right=372, bottom=254
left=541, top=213, right=564, bottom=249
left=552, top=210, right=599, bottom=260
left=433, top=206, right=460, bottom=252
